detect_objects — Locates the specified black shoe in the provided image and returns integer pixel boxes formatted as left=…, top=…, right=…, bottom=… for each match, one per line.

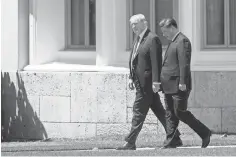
left=175, top=139, right=183, bottom=147
left=160, top=139, right=182, bottom=149
left=116, top=142, right=136, bottom=150
left=201, top=131, right=211, bottom=148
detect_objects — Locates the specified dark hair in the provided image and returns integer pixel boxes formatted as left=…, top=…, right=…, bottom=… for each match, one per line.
left=159, top=18, right=178, bottom=28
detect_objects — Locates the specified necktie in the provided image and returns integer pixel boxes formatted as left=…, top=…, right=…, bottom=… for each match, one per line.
left=132, top=36, right=140, bottom=62
left=131, top=36, right=140, bottom=72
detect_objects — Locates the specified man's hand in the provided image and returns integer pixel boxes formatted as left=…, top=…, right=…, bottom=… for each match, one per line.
left=128, top=79, right=135, bottom=90
left=179, top=84, right=187, bottom=91
left=152, top=82, right=161, bottom=93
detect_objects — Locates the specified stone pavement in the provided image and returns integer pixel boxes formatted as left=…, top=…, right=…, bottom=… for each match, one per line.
left=2, top=134, right=236, bottom=152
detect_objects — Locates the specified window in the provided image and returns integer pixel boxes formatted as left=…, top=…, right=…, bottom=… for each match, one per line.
left=66, top=0, right=96, bottom=49
left=127, top=0, right=179, bottom=49
left=202, top=0, right=236, bottom=49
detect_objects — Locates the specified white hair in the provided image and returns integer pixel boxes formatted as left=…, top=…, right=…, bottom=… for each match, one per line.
left=129, top=14, right=146, bottom=24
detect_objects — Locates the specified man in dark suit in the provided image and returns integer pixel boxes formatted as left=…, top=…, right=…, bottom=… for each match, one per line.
left=116, top=14, right=182, bottom=150
left=159, top=18, right=211, bottom=149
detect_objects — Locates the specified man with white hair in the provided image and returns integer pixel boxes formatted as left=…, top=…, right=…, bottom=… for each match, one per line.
left=116, top=14, right=182, bottom=150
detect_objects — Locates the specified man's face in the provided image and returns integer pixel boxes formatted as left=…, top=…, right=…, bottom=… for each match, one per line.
left=161, top=26, right=173, bottom=40
left=130, top=20, right=145, bottom=36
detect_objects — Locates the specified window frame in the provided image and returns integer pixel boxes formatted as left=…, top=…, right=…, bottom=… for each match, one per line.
left=126, top=0, right=179, bottom=49
left=202, top=0, right=236, bottom=50
left=65, top=0, right=96, bottom=50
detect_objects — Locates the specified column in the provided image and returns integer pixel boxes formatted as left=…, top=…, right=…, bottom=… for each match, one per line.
left=1, top=0, right=29, bottom=71
left=179, top=0, right=193, bottom=42
left=96, top=0, right=127, bottom=66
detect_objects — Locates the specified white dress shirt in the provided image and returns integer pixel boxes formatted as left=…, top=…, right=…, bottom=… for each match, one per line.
left=132, top=27, right=148, bottom=61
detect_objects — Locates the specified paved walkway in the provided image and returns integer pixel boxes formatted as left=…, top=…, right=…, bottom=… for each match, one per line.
left=2, top=134, right=236, bottom=152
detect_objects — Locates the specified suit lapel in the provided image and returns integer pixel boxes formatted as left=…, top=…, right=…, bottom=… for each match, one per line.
left=163, top=32, right=181, bottom=65
left=132, top=29, right=150, bottom=61
left=163, top=43, right=171, bottom=64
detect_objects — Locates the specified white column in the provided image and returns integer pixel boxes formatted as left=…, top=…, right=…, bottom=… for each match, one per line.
left=178, top=0, right=193, bottom=42
left=1, top=0, right=29, bottom=71
left=19, top=0, right=30, bottom=69
left=96, top=0, right=127, bottom=66
left=1, top=0, right=18, bottom=71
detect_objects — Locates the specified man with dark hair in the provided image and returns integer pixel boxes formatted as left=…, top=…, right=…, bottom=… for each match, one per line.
left=159, top=18, right=211, bottom=149
left=116, top=14, right=182, bottom=150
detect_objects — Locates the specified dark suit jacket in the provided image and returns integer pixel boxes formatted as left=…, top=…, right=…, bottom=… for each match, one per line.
left=129, top=29, right=162, bottom=93
left=161, top=32, right=192, bottom=94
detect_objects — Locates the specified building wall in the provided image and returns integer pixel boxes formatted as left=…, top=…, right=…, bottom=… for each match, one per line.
left=1, top=72, right=162, bottom=140
left=27, top=0, right=128, bottom=66
left=1, top=0, right=236, bottom=140
left=190, top=72, right=236, bottom=133
left=2, top=71, right=236, bottom=140
left=2, top=0, right=236, bottom=70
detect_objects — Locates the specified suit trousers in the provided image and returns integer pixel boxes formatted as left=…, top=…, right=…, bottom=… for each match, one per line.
left=125, top=77, right=181, bottom=144
left=163, top=90, right=210, bottom=146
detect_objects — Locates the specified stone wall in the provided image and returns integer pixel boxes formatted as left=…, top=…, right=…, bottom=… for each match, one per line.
left=1, top=71, right=236, bottom=141
left=188, top=72, right=236, bottom=134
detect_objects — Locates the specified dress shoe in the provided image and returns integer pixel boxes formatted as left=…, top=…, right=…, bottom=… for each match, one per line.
left=201, top=131, right=212, bottom=148
left=175, top=139, right=183, bottom=147
left=159, top=139, right=183, bottom=149
left=116, top=142, right=136, bottom=150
